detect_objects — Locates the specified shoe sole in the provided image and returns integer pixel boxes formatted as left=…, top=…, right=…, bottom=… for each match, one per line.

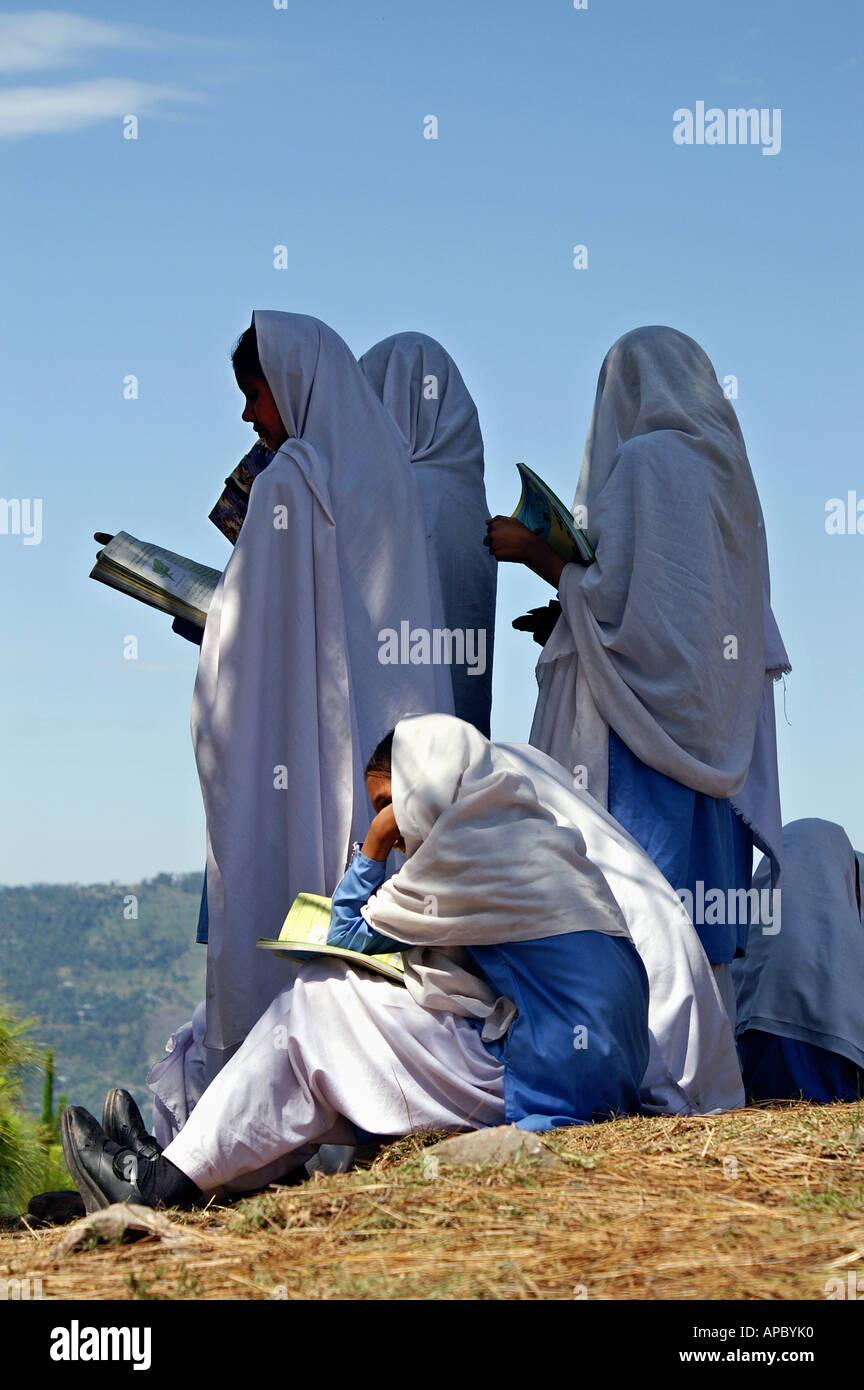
left=59, top=1109, right=111, bottom=1215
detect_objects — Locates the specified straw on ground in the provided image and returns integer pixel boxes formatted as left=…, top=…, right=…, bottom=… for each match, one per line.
left=1, top=1101, right=862, bottom=1300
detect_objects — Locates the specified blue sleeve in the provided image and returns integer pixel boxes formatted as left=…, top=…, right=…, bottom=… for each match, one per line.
left=327, top=851, right=407, bottom=955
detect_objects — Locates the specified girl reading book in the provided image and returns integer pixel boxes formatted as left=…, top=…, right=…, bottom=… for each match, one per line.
left=485, top=326, right=790, bottom=1021
left=149, top=312, right=455, bottom=1140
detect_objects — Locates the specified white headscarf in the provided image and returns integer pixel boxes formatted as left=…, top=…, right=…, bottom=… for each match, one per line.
left=191, top=313, right=453, bottom=1068
left=733, top=820, right=864, bottom=1069
left=364, top=714, right=744, bottom=1114
left=359, top=333, right=496, bottom=736
left=530, top=326, right=789, bottom=874
left=367, top=713, right=629, bottom=946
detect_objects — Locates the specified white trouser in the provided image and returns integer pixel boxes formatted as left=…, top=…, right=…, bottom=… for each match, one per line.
left=163, top=959, right=506, bottom=1193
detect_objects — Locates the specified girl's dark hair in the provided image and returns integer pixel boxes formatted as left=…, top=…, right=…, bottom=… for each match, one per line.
left=365, top=729, right=394, bottom=777
left=231, top=322, right=263, bottom=381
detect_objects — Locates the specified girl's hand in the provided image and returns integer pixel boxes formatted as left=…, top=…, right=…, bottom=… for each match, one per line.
left=511, top=599, right=563, bottom=647
left=484, top=517, right=567, bottom=587
left=361, top=803, right=405, bottom=861
left=484, top=516, right=539, bottom=563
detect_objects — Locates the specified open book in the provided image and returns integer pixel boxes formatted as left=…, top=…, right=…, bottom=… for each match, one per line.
left=257, top=892, right=406, bottom=984
left=89, top=442, right=273, bottom=628
left=512, top=462, right=595, bottom=566
left=90, top=532, right=222, bottom=629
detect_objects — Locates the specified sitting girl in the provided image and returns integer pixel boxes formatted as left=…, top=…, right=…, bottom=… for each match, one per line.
left=60, top=715, right=740, bottom=1210
left=733, top=819, right=864, bottom=1104
left=328, top=720, right=651, bottom=1130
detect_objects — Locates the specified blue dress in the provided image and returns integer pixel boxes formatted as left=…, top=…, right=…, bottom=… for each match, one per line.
left=328, top=851, right=650, bottom=1132
left=607, top=728, right=753, bottom=963
left=196, top=868, right=209, bottom=945
left=737, top=1032, right=864, bottom=1105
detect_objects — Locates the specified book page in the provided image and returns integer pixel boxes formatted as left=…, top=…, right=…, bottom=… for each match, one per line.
left=257, top=892, right=406, bottom=983
left=99, top=532, right=222, bottom=613
left=278, top=893, right=333, bottom=946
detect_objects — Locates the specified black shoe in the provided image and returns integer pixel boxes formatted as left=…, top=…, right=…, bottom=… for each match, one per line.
left=27, top=1190, right=86, bottom=1226
left=60, top=1106, right=150, bottom=1213
left=102, top=1088, right=162, bottom=1160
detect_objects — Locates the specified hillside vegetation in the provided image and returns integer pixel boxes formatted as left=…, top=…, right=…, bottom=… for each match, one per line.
left=0, top=874, right=206, bottom=1118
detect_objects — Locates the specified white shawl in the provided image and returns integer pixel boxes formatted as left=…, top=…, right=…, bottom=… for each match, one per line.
left=192, top=313, right=453, bottom=1067
left=530, top=326, right=789, bottom=875
left=365, top=714, right=744, bottom=1114
left=733, top=820, right=864, bottom=1069
left=359, top=333, right=497, bottom=735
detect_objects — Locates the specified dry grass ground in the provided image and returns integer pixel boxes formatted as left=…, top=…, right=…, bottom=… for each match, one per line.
left=2, top=1101, right=863, bottom=1301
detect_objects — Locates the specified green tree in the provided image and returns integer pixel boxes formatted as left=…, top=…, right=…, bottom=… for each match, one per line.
left=0, top=999, right=43, bottom=1214
left=0, top=1006, right=73, bottom=1213
left=41, top=1049, right=55, bottom=1140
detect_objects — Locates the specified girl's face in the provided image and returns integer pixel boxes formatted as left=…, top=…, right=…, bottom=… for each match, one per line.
left=236, top=374, right=288, bottom=451
left=365, top=772, right=405, bottom=854
left=365, top=772, right=393, bottom=814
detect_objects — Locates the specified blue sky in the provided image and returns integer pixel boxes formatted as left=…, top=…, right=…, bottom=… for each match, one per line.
left=0, top=0, right=861, bottom=885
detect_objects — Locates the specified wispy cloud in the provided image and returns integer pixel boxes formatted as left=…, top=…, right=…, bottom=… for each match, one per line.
left=0, top=11, right=213, bottom=137
left=0, top=77, right=201, bottom=137
left=0, top=11, right=155, bottom=73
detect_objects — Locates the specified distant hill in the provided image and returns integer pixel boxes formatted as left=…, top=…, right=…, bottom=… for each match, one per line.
left=0, top=873, right=207, bottom=1119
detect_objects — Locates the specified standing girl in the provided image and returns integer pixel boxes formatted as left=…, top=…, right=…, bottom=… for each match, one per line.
left=486, top=326, right=790, bottom=1016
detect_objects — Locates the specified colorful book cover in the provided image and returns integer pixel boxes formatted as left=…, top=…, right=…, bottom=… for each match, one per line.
left=208, top=441, right=274, bottom=545
left=512, top=462, right=595, bottom=566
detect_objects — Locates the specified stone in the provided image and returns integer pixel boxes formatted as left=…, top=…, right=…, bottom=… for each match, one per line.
left=423, top=1124, right=568, bottom=1172
left=55, top=1203, right=197, bottom=1257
